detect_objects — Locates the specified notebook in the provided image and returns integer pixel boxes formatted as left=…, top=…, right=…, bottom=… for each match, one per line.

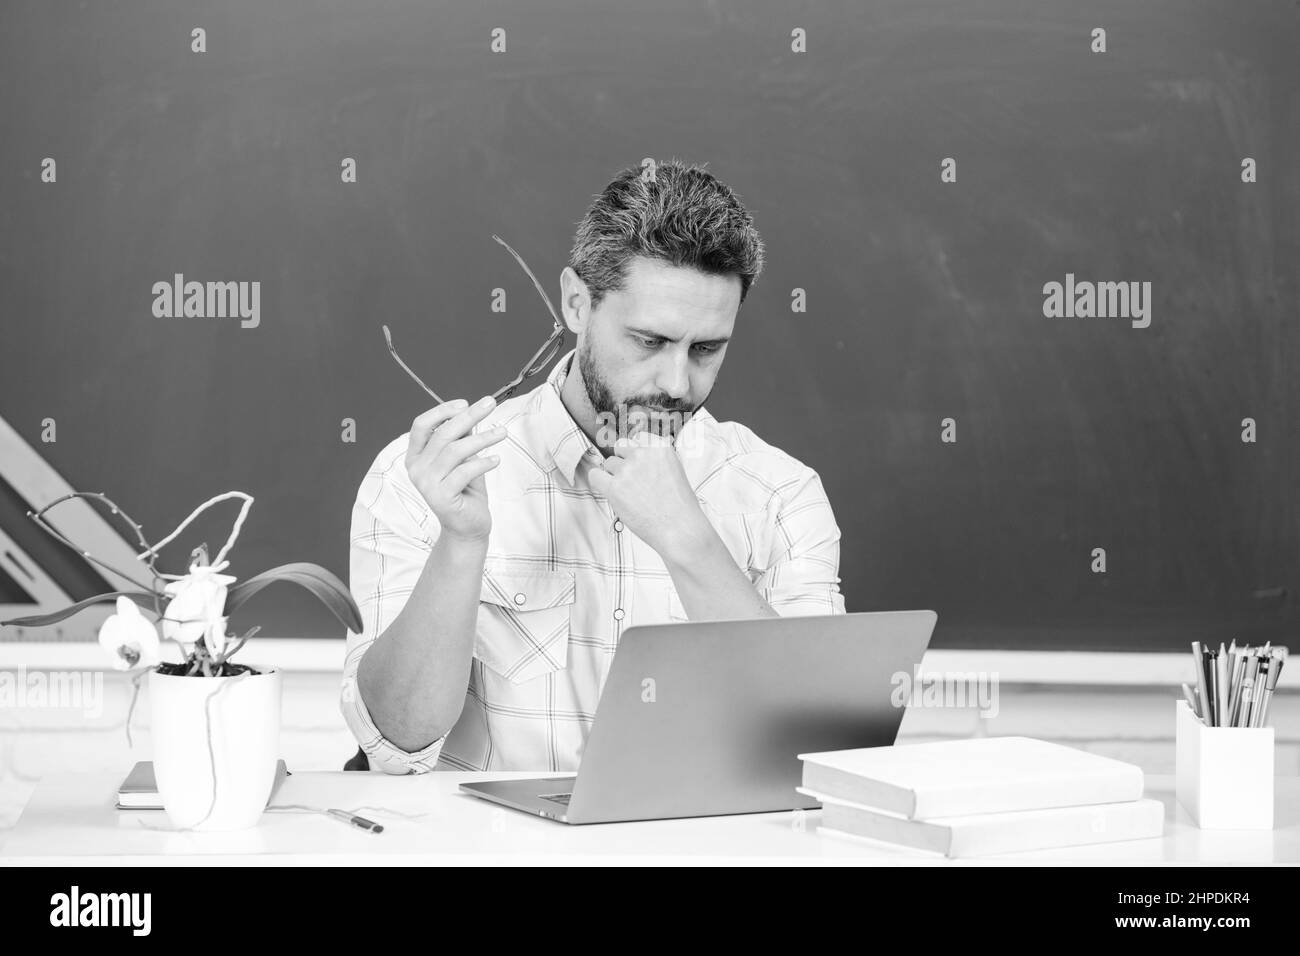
left=799, top=787, right=1166, bottom=858
left=798, top=737, right=1145, bottom=819
left=116, top=759, right=290, bottom=809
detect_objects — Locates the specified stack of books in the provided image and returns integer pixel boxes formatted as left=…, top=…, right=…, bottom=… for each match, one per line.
left=797, top=737, right=1164, bottom=858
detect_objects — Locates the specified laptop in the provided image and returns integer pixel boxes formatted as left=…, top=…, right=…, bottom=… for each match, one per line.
left=459, top=609, right=936, bottom=824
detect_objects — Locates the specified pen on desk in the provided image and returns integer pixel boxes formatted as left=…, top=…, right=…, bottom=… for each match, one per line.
left=326, top=808, right=384, bottom=833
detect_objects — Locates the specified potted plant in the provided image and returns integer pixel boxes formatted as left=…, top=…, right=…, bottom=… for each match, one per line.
left=1, top=490, right=361, bottom=831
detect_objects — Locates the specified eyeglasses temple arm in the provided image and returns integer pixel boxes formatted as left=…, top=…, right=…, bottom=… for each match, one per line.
left=491, top=234, right=563, bottom=327
left=382, top=324, right=446, bottom=405
left=490, top=234, right=568, bottom=400
left=385, top=237, right=564, bottom=405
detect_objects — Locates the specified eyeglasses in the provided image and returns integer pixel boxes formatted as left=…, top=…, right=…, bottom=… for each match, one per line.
left=383, top=234, right=567, bottom=405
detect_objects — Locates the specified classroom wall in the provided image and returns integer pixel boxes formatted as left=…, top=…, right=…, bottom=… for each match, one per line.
left=1, top=0, right=1296, bottom=649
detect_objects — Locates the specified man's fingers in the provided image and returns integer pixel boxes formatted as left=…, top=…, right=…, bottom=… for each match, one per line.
left=408, top=400, right=469, bottom=456
left=601, top=456, right=627, bottom=475
left=434, top=395, right=498, bottom=441
left=417, top=395, right=498, bottom=458
left=434, top=427, right=509, bottom=478
left=443, top=454, right=500, bottom=492
left=611, top=431, right=666, bottom=458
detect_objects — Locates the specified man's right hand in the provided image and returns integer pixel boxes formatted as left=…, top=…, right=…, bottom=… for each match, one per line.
left=405, top=395, right=509, bottom=542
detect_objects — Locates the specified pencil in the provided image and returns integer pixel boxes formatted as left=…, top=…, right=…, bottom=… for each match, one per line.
left=1258, top=656, right=1283, bottom=727
left=1242, top=656, right=1261, bottom=727
left=1227, top=649, right=1246, bottom=727
left=1191, top=642, right=1212, bottom=727
left=1216, top=643, right=1228, bottom=727
left=1208, top=651, right=1218, bottom=726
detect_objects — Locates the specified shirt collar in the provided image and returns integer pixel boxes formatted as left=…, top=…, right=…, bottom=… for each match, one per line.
left=538, top=349, right=602, bottom=486
left=536, top=348, right=716, bottom=488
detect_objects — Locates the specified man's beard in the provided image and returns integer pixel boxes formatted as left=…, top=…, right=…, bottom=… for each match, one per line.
left=577, top=336, right=698, bottom=443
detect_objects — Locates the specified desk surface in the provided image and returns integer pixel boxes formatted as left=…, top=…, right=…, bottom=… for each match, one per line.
left=2, top=771, right=1299, bottom=865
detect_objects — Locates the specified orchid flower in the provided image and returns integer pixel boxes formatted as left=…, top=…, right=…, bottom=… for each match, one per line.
left=162, top=560, right=237, bottom=657
left=97, top=596, right=162, bottom=671
left=6, top=492, right=363, bottom=677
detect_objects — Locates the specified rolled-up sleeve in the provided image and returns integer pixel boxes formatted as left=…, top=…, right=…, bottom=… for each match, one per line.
left=755, top=467, right=847, bottom=616
left=340, top=439, right=448, bottom=774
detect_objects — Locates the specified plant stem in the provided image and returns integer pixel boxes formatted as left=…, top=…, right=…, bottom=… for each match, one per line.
left=124, top=670, right=146, bottom=749
left=27, top=510, right=155, bottom=592
left=136, top=492, right=254, bottom=571
left=27, top=492, right=170, bottom=604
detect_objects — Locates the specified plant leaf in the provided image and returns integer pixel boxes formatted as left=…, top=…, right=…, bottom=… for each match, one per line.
left=224, top=563, right=362, bottom=633
left=1, top=591, right=159, bottom=628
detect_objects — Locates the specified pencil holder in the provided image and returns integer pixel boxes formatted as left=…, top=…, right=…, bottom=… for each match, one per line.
left=1174, top=699, right=1273, bottom=830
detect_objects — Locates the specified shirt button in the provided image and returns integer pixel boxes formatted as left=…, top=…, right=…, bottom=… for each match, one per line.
left=513, top=592, right=526, bottom=606
left=613, top=608, right=625, bottom=621
left=613, top=519, right=624, bottom=533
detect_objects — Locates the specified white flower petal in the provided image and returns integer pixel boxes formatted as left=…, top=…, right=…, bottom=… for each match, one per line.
left=136, top=634, right=162, bottom=669
left=98, top=596, right=161, bottom=670
left=98, top=613, right=125, bottom=660
left=161, top=570, right=234, bottom=654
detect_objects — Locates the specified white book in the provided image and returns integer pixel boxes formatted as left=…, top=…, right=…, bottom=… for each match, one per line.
left=798, top=787, right=1165, bottom=858
left=116, top=759, right=289, bottom=809
left=798, top=737, right=1144, bottom=819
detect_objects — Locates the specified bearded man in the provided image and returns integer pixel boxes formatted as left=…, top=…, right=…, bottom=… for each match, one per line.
left=342, top=160, right=846, bottom=773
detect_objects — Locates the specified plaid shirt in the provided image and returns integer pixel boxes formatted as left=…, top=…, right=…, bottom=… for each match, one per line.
left=341, top=348, right=846, bottom=774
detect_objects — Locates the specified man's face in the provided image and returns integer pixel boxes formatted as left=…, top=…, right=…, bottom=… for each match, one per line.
left=576, top=256, right=740, bottom=442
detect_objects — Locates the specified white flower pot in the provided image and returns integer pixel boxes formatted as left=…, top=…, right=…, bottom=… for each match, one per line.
left=148, top=665, right=282, bottom=831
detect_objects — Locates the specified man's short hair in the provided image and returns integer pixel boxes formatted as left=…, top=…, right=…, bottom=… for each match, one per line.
left=568, top=159, right=765, bottom=311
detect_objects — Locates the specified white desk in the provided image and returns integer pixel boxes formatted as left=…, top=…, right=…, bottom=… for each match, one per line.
left=2, top=771, right=1297, bottom=865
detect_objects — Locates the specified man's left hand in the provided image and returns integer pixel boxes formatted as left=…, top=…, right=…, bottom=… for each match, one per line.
left=586, top=432, right=709, bottom=561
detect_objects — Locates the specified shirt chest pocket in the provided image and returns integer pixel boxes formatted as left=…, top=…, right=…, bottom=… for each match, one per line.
left=476, top=568, right=576, bottom=684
